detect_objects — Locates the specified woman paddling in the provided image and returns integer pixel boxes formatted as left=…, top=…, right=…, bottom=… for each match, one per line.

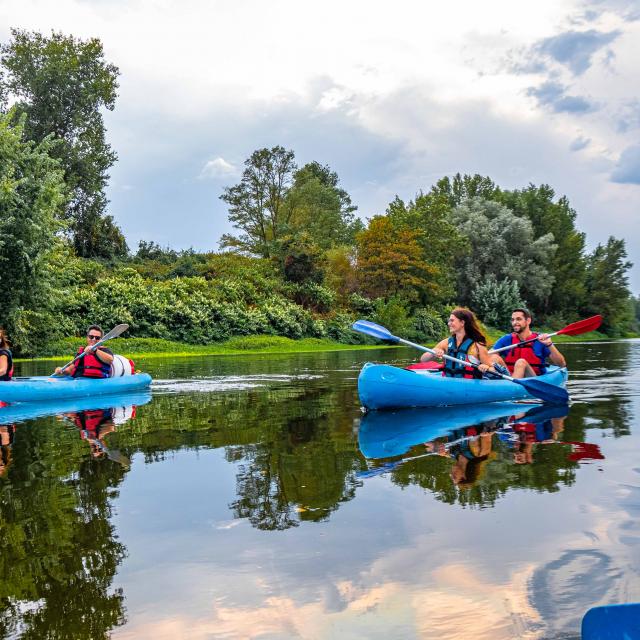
left=420, top=308, right=495, bottom=378
left=0, top=329, right=13, bottom=381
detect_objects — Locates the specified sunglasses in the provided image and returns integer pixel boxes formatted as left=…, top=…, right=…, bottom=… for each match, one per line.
left=87, top=334, right=102, bottom=340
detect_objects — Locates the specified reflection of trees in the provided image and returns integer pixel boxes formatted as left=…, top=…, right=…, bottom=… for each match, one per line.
left=104, top=382, right=364, bottom=531
left=229, top=392, right=361, bottom=530
left=0, top=422, right=126, bottom=639
left=391, top=436, right=580, bottom=508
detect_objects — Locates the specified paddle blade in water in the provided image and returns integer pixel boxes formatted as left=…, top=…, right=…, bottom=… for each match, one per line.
left=352, top=320, right=399, bottom=343
left=557, top=315, right=602, bottom=336
left=516, top=377, right=569, bottom=405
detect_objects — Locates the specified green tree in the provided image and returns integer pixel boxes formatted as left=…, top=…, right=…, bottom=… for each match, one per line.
left=583, top=237, right=632, bottom=335
left=356, top=216, right=438, bottom=303
left=1, top=29, right=127, bottom=259
left=220, top=146, right=297, bottom=257
left=471, top=276, right=525, bottom=329
left=451, top=197, right=556, bottom=310
left=0, top=111, right=65, bottom=350
left=285, top=161, right=362, bottom=249
left=386, top=192, right=467, bottom=302
left=498, top=185, right=587, bottom=318
left=430, top=173, right=501, bottom=208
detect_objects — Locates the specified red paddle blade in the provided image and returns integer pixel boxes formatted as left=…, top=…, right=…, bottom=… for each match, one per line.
left=557, top=315, right=602, bottom=336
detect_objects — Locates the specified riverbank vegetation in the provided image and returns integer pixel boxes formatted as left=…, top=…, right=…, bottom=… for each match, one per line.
left=1, top=29, right=638, bottom=357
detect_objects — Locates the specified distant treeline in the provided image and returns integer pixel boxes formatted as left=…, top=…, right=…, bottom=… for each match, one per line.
left=1, top=29, right=638, bottom=356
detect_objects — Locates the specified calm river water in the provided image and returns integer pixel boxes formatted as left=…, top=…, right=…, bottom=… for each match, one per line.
left=2, top=341, right=640, bottom=639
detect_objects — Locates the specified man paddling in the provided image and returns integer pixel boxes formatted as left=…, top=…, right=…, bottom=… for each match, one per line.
left=54, top=325, right=114, bottom=378
left=491, top=308, right=566, bottom=379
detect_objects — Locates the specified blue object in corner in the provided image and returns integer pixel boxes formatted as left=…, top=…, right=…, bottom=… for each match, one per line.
left=582, top=603, right=640, bottom=639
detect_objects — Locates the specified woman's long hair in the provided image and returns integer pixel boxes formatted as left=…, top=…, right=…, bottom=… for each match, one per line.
left=451, top=307, right=486, bottom=345
left=0, top=329, right=10, bottom=349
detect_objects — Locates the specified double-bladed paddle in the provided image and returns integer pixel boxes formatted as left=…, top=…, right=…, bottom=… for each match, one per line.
left=53, top=323, right=129, bottom=376
left=352, top=319, right=569, bottom=404
left=489, top=315, right=602, bottom=355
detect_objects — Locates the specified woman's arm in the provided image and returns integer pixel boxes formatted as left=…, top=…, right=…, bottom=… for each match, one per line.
left=476, top=344, right=496, bottom=373
left=420, top=339, right=448, bottom=362
left=0, top=355, right=7, bottom=377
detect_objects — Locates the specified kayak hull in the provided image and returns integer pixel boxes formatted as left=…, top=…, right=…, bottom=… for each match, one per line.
left=357, top=363, right=568, bottom=410
left=0, top=374, right=153, bottom=403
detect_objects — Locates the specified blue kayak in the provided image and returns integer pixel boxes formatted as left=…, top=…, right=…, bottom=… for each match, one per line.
left=357, top=363, right=568, bottom=410
left=0, top=373, right=153, bottom=404
left=0, top=391, right=152, bottom=425
left=358, top=401, right=546, bottom=459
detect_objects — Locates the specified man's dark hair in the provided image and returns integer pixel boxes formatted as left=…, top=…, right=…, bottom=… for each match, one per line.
left=512, top=308, right=532, bottom=323
left=86, top=324, right=104, bottom=336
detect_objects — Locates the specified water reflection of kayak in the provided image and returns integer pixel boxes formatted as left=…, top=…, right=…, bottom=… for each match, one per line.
left=358, top=402, right=544, bottom=460
left=0, top=391, right=152, bottom=425
left=0, top=373, right=153, bottom=403
left=357, top=363, right=568, bottom=410
left=358, top=403, right=568, bottom=460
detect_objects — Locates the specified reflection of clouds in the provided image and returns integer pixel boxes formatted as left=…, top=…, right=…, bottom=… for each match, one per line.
left=114, top=560, right=544, bottom=639
left=529, top=550, right=622, bottom=634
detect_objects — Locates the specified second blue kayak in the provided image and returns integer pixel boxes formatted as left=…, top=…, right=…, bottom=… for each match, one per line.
left=357, top=363, right=568, bottom=410
left=0, top=373, right=153, bottom=404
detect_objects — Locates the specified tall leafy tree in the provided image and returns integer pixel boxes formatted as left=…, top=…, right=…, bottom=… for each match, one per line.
left=386, top=192, right=467, bottom=302
left=430, top=173, right=501, bottom=208
left=1, top=29, right=127, bottom=259
left=220, top=146, right=297, bottom=258
left=285, top=161, right=362, bottom=249
left=499, top=184, right=587, bottom=317
left=356, top=216, right=438, bottom=303
left=583, top=237, right=632, bottom=335
left=0, top=111, right=65, bottom=347
left=451, top=197, right=557, bottom=311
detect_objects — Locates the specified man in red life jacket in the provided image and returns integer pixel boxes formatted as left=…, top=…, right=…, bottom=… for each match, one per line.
left=491, top=308, right=566, bottom=379
left=54, top=325, right=114, bottom=378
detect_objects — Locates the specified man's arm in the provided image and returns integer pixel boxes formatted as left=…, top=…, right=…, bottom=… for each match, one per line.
left=94, top=347, right=114, bottom=365
left=539, top=335, right=566, bottom=367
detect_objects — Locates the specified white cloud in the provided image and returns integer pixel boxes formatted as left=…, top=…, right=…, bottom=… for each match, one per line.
left=198, top=157, right=237, bottom=180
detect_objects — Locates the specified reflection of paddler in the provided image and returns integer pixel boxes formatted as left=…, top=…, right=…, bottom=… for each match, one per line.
left=509, top=413, right=564, bottom=465
left=67, top=408, right=116, bottom=459
left=508, top=412, right=602, bottom=463
left=0, top=423, right=17, bottom=477
left=449, top=426, right=497, bottom=487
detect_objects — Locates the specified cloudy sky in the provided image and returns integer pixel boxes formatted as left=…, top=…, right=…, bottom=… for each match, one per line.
left=1, top=0, right=639, bottom=291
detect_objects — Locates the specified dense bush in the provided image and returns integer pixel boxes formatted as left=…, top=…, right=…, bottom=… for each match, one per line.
left=412, top=307, right=448, bottom=342
left=471, top=276, right=525, bottom=330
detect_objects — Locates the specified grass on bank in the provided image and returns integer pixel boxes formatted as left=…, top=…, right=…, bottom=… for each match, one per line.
left=21, top=335, right=394, bottom=362
left=18, top=327, right=621, bottom=362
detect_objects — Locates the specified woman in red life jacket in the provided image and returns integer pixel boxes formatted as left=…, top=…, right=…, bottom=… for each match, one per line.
left=491, top=308, right=566, bottom=379
left=419, top=308, right=496, bottom=379
left=54, top=325, right=114, bottom=378
left=0, top=328, right=14, bottom=381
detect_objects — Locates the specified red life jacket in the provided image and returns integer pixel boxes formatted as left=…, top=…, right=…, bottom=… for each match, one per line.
left=73, top=347, right=111, bottom=378
left=511, top=421, right=537, bottom=443
left=443, top=337, right=483, bottom=380
left=74, top=409, right=112, bottom=439
left=502, top=333, right=545, bottom=375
